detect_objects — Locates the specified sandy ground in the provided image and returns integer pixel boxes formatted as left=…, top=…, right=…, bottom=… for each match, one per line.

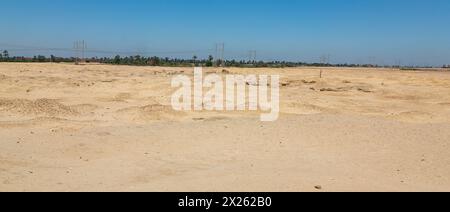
left=0, top=63, right=449, bottom=192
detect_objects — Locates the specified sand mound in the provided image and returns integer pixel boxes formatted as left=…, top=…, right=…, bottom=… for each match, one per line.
left=116, top=103, right=184, bottom=121
left=0, top=74, right=10, bottom=80
left=320, top=87, right=349, bottom=92
left=193, top=116, right=231, bottom=122
left=438, top=102, right=450, bottom=107
left=97, top=93, right=133, bottom=103
left=390, top=111, right=434, bottom=122
left=319, top=86, right=373, bottom=93
left=281, top=79, right=317, bottom=87
left=284, top=102, right=326, bottom=114
left=70, top=104, right=100, bottom=114
left=0, top=117, right=75, bottom=128
left=0, top=98, right=79, bottom=117
left=383, top=93, right=424, bottom=101
left=114, top=93, right=132, bottom=102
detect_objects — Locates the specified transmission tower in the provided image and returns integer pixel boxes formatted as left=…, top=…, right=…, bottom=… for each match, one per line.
left=394, top=59, right=402, bottom=68
left=248, top=50, right=257, bottom=63
left=368, top=56, right=376, bottom=67
left=320, top=54, right=330, bottom=64
left=215, top=43, right=225, bottom=67
left=73, top=40, right=87, bottom=64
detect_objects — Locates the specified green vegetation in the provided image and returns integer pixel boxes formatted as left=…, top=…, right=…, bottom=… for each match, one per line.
left=0, top=50, right=445, bottom=69
left=2, top=50, right=9, bottom=58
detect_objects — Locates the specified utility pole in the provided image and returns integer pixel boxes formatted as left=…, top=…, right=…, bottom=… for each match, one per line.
left=73, top=41, right=79, bottom=64
left=82, top=40, right=86, bottom=63
left=368, top=56, right=376, bottom=67
left=215, top=44, right=218, bottom=63
left=220, top=43, right=224, bottom=67
left=319, top=54, right=330, bottom=79
left=395, top=59, right=402, bottom=69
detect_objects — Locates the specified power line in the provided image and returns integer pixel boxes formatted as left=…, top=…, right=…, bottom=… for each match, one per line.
left=6, top=48, right=215, bottom=57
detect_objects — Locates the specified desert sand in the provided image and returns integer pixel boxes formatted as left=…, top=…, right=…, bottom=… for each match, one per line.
left=1, top=63, right=449, bottom=191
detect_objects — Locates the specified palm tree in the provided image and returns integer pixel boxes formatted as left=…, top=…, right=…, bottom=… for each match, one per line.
left=192, top=55, right=198, bottom=66
left=3, top=50, right=9, bottom=58
left=206, top=55, right=214, bottom=67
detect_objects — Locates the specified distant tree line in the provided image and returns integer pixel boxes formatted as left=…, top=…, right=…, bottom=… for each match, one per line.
left=0, top=50, right=74, bottom=63
left=0, top=50, right=446, bottom=69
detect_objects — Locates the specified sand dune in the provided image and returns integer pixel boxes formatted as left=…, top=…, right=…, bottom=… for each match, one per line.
left=0, top=63, right=449, bottom=191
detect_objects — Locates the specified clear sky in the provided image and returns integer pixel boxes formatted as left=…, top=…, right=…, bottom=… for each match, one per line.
left=1, top=0, right=449, bottom=66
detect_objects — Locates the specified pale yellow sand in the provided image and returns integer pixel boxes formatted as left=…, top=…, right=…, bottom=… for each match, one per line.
left=0, top=63, right=449, bottom=191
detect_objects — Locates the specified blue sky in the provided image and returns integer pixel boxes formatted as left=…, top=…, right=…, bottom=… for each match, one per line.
left=0, top=0, right=449, bottom=66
